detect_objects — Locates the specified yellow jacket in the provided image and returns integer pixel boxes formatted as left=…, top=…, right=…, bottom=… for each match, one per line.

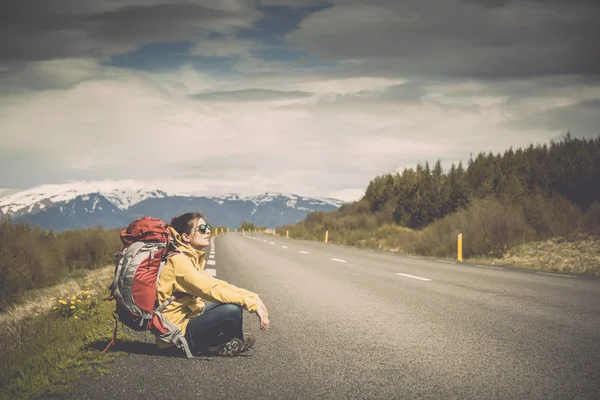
left=155, top=226, right=260, bottom=348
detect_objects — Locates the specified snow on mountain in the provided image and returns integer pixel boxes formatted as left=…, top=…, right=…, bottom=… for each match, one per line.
left=209, top=192, right=345, bottom=208
left=0, top=180, right=170, bottom=216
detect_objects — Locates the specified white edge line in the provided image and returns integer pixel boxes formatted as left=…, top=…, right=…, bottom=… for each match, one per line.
left=281, top=246, right=288, bottom=248
left=299, top=250, right=308, bottom=254
left=396, top=273, right=431, bottom=282
left=436, top=260, right=456, bottom=264
left=537, top=272, right=577, bottom=278
left=476, top=265, right=504, bottom=270
left=331, top=258, right=347, bottom=263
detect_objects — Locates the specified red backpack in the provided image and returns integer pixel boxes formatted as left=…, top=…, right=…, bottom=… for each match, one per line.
left=102, top=216, right=193, bottom=358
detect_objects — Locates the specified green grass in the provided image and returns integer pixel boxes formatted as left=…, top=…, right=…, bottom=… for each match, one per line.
left=0, top=267, right=134, bottom=400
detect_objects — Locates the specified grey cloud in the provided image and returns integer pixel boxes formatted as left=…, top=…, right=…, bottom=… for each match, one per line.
left=189, top=88, right=313, bottom=101
left=508, top=99, right=600, bottom=139
left=287, top=0, right=600, bottom=80
left=0, top=1, right=260, bottom=63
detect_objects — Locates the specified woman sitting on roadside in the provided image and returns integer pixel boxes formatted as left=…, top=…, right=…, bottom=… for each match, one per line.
left=156, top=211, right=269, bottom=356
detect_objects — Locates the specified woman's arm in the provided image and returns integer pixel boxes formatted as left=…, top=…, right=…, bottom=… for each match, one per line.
left=171, top=255, right=260, bottom=313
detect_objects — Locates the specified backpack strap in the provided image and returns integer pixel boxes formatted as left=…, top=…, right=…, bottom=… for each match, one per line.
left=176, top=335, right=194, bottom=359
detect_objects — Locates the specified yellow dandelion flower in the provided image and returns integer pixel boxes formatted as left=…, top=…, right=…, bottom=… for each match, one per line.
left=71, top=296, right=76, bottom=300
left=70, top=305, right=75, bottom=309
left=59, top=300, right=67, bottom=305
left=34, top=313, right=39, bottom=316
left=74, top=316, right=79, bottom=319
left=77, top=299, right=82, bottom=303
left=53, top=307, right=58, bottom=310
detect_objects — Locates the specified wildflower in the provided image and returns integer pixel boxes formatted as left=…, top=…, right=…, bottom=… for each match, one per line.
left=59, top=300, right=67, bottom=305
left=35, top=313, right=39, bottom=316
left=74, top=316, right=79, bottom=319
left=71, top=296, right=76, bottom=300
left=53, top=307, right=58, bottom=310
left=77, top=300, right=82, bottom=303
left=70, top=305, right=75, bottom=309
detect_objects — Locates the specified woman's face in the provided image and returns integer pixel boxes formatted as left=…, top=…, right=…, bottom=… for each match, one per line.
left=182, top=217, right=211, bottom=249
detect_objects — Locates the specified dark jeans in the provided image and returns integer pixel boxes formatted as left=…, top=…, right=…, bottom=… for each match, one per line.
left=184, top=303, right=244, bottom=353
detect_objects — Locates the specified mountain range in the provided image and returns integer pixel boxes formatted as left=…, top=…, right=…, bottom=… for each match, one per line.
left=0, top=181, right=345, bottom=232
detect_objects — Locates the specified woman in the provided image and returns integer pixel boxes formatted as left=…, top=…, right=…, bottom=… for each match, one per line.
left=156, top=212, right=269, bottom=356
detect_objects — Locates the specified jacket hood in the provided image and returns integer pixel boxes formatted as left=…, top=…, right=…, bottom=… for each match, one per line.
left=167, top=226, right=205, bottom=267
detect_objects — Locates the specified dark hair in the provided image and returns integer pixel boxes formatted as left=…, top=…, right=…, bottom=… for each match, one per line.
left=169, top=212, right=204, bottom=235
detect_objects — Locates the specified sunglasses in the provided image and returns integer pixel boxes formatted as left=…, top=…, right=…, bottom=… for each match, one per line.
left=188, top=224, right=211, bottom=234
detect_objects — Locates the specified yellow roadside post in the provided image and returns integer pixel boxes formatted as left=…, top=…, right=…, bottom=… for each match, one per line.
left=227, top=228, right=230, bottom=233
left=325, top=230, right=329, bottom=244
left=286, top=230, right=289, bottom=239
left=458, top=233, right=463, bottom=262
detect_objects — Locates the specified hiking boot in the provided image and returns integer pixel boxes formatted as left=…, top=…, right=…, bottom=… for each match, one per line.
left=243, top=333, right=256, bottom=352
left=217, top=337, right=245, bottom=357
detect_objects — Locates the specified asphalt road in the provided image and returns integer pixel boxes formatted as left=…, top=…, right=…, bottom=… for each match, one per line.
left=61, top=232, right=600, bottom=399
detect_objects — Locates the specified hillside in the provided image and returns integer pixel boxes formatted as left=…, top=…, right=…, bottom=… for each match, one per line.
left=276, top=134, right=600, bottom=274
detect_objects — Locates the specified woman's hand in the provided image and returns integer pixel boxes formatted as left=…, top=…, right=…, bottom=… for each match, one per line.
left=256, top=298, right=270, bottom=331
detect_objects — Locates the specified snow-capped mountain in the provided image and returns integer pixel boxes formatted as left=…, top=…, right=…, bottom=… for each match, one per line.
left=0, top=181, right=345, bottom=231
left=0, top=180, right=171, bottom=217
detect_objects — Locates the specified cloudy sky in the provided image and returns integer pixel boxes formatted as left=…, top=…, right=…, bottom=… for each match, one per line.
left=1, top=0, right=599, bottom=201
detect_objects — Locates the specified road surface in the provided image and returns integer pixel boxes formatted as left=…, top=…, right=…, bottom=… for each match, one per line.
left=61, top=232, right=600, bottom=399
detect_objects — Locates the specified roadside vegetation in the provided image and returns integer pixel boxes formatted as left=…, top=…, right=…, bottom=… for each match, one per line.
left=276, top=134, right=600, bottom=275
left=238, top=220, right=267, bottom=231
left=0, top=221, right=122, bottom=310
left=0, top=265, right=129, bottom=400
left=0, top=224, right=127, bottom=399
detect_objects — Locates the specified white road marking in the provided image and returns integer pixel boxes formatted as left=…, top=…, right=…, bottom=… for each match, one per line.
left=406, top=256, right=420, bottom=259
left=209, top=255, right=215, bottom=259
left=299, top=250, right=308, bottom=254
left=331, top=258, right=347, bottom=263
left=281, top=246, right=288, bottom=248
left=206, top=260, right=216, bottom=265
left=476, top=265, right=504, bottom=270
left=396, top=273, right=431, bottom=281
left=269, top=242, right=275, bottom=244
left=537, top=272, right=577, bottom=278
left=436, top=260, right=456, bottom=264
left=205, top=268, right=217, bottom=277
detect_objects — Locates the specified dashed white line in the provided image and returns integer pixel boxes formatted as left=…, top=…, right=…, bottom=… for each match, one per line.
left=281, top=246, right=288, bottom=249
left=436, top=260, right=456, bottom=264
left=396, top=273, right=431, bottom=282
left=205, top=268, right=216, bottom=277
left=299, top=250, right=308, bottom=254
left=269, top=242, right=275, bottom=245
left=406, top=256, right=420, bottom=259
left=206, top=260, right=216, bottom=265
left=331, top=258, right=347, bottom=263
left=537, top=272, right=577, bottom=278
left=209, top=255, right=215, bottom=259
